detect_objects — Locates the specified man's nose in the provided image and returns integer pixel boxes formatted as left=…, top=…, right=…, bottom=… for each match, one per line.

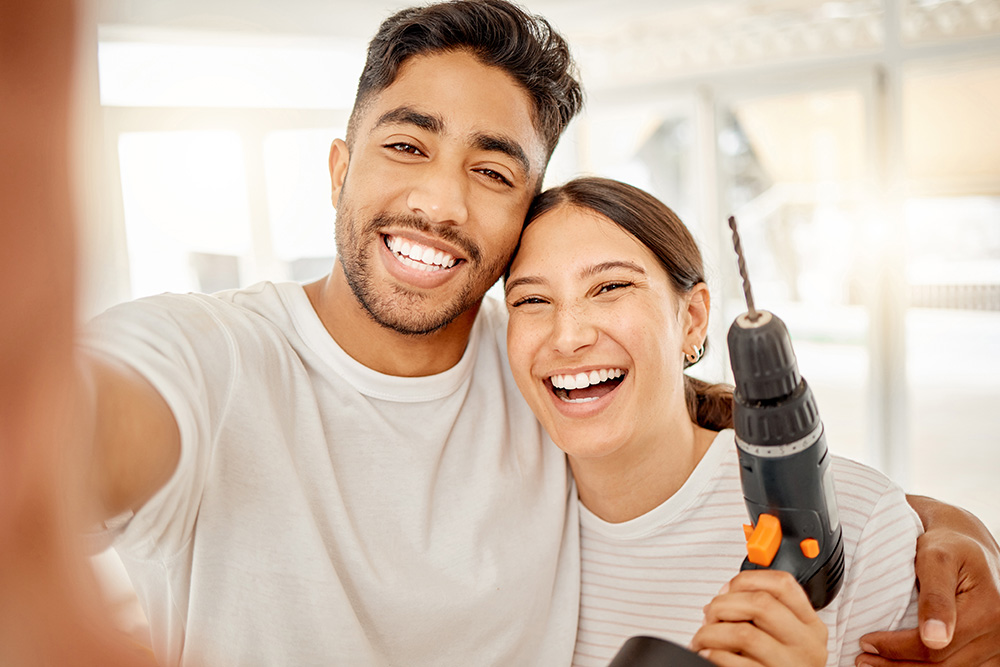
left=550, top=304, right=599, bottom=357
left=406, top=163, right=470, bottom=226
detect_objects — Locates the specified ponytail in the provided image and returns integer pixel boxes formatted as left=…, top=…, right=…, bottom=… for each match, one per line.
left=684, top=376, right=734, bottom=432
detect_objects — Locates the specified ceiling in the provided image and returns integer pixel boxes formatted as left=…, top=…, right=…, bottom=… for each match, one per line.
left=92, top=0, right=1000, bottom=194
left=92, top=0, right=681, bottom=39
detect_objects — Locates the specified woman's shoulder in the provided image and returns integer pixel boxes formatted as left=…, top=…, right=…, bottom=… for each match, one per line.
left=828, top=453, right=922, bottom=579
left=829, top=455, right=915, bottom=525
left=822, top=457, right=921, bottom=664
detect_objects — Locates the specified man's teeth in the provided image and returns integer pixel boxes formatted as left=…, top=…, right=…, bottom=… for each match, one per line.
left=385, top=235, right=458, bottom=271
left=550, top=368, right=624, bottom=391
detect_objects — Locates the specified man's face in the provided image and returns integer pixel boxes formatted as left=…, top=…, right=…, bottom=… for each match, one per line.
left=330, top=50, right=547, bottom=336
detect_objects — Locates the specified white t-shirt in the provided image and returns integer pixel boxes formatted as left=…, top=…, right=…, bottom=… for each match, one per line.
left=574, top=429, right=921, bottom=667
left=82, top=282, right=580, bottom=667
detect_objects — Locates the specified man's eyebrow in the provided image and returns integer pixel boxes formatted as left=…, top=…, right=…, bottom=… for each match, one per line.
left=473, top=132, right=531, bottom=177
left=372, top=106, right=443, bottom=133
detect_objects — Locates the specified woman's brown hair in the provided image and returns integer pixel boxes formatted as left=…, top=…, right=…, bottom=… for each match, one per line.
left=516, top=176, right=734, bottom=431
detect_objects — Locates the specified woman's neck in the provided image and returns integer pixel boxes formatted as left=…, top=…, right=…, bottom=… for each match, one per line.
left=569, top=420, right=718, bottom=524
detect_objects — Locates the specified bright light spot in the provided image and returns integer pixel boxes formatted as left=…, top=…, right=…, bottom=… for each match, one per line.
left=263, top=128, right=343, bottom=260
left=118, top=131, right=251, bottom=298
left=99, top=40, right=363, bottom=109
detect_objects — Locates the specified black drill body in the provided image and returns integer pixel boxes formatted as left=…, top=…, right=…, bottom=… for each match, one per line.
left=728, top=309, right=845, bottom=610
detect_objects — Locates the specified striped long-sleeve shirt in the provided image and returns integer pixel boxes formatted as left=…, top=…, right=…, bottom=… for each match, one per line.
left=574, top=428, right=920, bottom=667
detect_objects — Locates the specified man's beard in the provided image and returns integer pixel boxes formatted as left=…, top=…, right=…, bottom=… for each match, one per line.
left=335, top=205, right=508, bottom=337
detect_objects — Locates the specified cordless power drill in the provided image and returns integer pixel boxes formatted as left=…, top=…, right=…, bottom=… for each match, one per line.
left=606, top=216, right=845, bottom=667
left=725, top=215, right=845, bottom=608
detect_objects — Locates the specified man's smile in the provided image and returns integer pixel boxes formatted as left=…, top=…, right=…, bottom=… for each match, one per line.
left=383, top=233, right=461, bottom=272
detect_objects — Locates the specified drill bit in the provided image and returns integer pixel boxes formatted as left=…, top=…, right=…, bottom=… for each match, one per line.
left=728, top=216, right=759, bottom=322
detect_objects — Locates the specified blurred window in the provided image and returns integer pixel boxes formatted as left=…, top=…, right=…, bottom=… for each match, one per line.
left=718, top=87, right=871, bottom=463
left=101, top=38, right=347, bottom=299
left=263, top=128, right=340, bottom=282
left=118, top=130, right=251, bottom=297
left=903, top=61, right=1000, bottom=535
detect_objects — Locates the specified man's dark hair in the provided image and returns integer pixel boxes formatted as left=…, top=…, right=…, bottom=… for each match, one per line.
left=347, top=0, right=583, bottom=162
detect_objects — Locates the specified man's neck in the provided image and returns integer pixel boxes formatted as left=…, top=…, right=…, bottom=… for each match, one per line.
left=303, top=267, right=480, bottom=377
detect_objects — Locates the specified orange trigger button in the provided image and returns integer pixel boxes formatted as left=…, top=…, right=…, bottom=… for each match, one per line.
left=746, top=514, right=782, bottom=567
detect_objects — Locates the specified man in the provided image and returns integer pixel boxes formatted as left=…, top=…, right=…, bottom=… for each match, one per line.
left=80, top=3, right=581, bottom=665
left=1, top=0, right=998, bottom=666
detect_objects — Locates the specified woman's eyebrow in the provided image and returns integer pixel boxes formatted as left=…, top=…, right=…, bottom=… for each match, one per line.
left=504, top=275, right=545, bottom=296
left=581, top=260, right=646, bottom=278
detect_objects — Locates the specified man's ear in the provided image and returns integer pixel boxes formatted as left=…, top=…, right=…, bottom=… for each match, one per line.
left=328, top=138, right=350, bottom=206
left=684, top=282, right=711, bottom=344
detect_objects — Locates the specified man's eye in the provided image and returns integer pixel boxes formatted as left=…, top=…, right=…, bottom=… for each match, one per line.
left=385, top=143, right=423, bottom=155
left=476, top=168, right=513, bottom=187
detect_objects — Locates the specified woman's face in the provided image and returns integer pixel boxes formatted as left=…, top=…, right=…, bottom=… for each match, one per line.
left=505, top=203, right=704, bottom=461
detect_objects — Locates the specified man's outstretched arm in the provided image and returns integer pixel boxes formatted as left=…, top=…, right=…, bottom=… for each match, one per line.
left=0, top=0, right=172, bottom=663
left=857, top=495, right=1000, bottom=666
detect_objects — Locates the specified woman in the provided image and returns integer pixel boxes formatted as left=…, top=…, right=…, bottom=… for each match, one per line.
left=504, top=177, right=920, bottom=667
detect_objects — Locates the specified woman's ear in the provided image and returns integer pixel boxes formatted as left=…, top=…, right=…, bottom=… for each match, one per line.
left=328, top=138, right=350, bottom=206
left=684, top=282, right=711, bottom=345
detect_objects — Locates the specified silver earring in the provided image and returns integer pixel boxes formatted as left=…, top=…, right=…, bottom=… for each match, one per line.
left=685, top=343, right=704, bottom=364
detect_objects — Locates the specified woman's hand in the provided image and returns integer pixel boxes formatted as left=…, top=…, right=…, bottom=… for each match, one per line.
left=691, top=569, right=828, bottom=667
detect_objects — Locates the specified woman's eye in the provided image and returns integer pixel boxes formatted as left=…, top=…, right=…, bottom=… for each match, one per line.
left=597, top=281, right=633, bottom=295
left=509, top=296, right=547, bottom=308
left=385, top=143, right=423, bottom=155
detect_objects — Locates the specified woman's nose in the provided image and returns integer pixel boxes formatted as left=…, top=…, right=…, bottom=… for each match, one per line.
left=550, top=305, right=598, bottom=356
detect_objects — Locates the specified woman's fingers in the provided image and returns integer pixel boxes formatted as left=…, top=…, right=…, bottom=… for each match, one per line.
left=704, top=570, right=825, bottom=643
left=693, top=620, right=779, bottom=666
left=692, top=570, right=828, bottom=667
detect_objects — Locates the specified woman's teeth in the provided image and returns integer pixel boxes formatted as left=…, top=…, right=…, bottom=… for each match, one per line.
left=385, top=235, right=458, bottom=271
left=548, top=368, right=626, bottom=404
left=550, top=368, right=624, bottom=391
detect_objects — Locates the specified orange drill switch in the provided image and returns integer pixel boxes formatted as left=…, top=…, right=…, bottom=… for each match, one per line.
left=746, top=513, right=782, bottom=567
left=800, top=538, right=820, bottom=559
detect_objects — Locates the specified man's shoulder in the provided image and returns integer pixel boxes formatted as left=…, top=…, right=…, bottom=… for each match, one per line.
left=476, top=293, right=509, bottom=334
left=210, top=280, right=293, bottom=312
left=85, top=282, right=306, bottom=356
left=466, top=295, right=512, bottom=367
left=111, top=281, right=295, bottom=323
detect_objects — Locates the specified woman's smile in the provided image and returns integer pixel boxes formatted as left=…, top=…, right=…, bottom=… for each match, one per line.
left=549, top=367, right=626, bottom=403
